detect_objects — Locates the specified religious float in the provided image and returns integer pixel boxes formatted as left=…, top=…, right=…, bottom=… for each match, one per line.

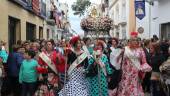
left=80, top=7, right=113, bottom=39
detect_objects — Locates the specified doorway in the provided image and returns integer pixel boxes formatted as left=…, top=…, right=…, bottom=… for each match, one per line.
left=8, top=16, right=21, bottom=52
left=161, top=22, right=170, bottom=40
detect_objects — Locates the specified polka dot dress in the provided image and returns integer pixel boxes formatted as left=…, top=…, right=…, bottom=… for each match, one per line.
left=58, top=67, right=90, bottom=96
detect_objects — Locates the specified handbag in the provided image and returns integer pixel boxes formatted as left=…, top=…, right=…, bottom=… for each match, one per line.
left=108, top=53, right=124, bottom=89
left=85, top=62, right=98, bottom=77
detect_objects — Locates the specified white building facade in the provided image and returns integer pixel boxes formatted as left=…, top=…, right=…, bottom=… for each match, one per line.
left=150, top=0, right=170, bottom=40
left=46, top=0, right=70, bottom=40
left=108, top=0, right=128, bottom=39
left=109, top=0, right=170, bottom=40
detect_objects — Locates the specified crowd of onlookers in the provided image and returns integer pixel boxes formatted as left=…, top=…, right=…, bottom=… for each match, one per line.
left=0, top=34, right=170, bottom=96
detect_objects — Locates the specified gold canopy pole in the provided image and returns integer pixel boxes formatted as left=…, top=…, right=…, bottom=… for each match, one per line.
left=129, top=0, right=136, bottom=34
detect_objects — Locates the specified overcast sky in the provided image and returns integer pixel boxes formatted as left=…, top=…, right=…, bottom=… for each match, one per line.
left=58, top=0, right=101, bottom=36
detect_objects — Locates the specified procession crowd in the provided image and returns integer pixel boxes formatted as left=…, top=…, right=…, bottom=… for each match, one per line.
left=0, top=32, right=170, bottom=96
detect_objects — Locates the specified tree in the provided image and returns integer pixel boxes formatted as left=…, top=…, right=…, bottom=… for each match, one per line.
left=72, top=0, right=91, bottom=16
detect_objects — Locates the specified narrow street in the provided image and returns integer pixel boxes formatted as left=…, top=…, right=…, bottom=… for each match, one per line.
left=0, top=0, right=170, bottom=96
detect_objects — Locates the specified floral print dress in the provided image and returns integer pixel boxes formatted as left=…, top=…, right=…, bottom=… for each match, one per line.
left=111, top=47, right=152, bottom=96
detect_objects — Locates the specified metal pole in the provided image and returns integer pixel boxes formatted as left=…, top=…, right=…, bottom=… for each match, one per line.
left=149, top=1, right=152, bottom=38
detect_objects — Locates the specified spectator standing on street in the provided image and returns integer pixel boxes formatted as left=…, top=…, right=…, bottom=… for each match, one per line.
left=152, top=35, right=159, bottom=43
left=160, top=46, right=170, bottom=96
left=160, top=40, right=169, bottom=61
left=150, top=43, right=166, bottom=96
left=0, top=41, right=8, bottom=93
left=24, top=41, right=31, bottom=51
left=19, top=50, right=38, bottom=96
left=31, top=42, right=40, bottom=61
left=83, top=38, right=94, bottom=55
left=142, top=40, right=152, bottom=93
left=1, top=45, right=23, bottom=96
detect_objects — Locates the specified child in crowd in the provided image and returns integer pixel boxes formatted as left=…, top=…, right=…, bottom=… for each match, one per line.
left=19, top=50, right=38, bottom=96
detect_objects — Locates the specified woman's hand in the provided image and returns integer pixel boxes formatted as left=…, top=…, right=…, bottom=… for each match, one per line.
left=81, top=41, right=85, bottom=46
left=39, top=74, right=43, bottom=81
left=64, top=47, right=71, bottom=56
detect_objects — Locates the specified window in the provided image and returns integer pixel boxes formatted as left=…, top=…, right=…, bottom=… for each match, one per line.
left=39, top=27, right=43, bottom=39
left=122, top=25, right=127, bottom=39
left=116, top=32, right=119, bottom=38
left=40, top=0, right=46, bottom=17
left=116, top=4, right=119, bottom=21
left=9, top=0, right=27, bottom=6
left=47, top=29, right=50, bottom=39
left=161, top=23, right=170, bottom=40
left=122, top=0, right=126, bottom=20
left=26, top=22, right=36, bottom=40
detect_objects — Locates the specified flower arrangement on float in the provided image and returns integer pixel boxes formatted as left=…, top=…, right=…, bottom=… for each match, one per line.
left=80, top=16, right=113, bottom=32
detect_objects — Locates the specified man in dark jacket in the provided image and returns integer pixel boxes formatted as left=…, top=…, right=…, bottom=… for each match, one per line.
left=142, top=40, right=151, bottom=93
left=1, top=45, right=24, bottom=96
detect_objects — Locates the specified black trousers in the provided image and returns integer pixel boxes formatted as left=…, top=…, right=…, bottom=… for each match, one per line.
left=21, top=82, right=37, bottom=96
left=1, top=76, right=21, bottom=96
left=142, top=72, right=151, bottom=92
left=150, top=80, right=166, bottom=96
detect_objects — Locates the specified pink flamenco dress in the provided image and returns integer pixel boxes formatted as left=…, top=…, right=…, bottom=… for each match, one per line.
left=110, top=46, right=152, bottom=96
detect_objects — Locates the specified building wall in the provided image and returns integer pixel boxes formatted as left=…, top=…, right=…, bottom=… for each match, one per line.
left=109, top=0, right=128, bottom=39
left=137, top=0, right=170, bottom=39
left=151, top=1, right=170, bottom=39
left=109, top=0, right=154, bottom=39
left=0, top=0, right=46, bottom=44
left=136, top=2, right=150, bottom=39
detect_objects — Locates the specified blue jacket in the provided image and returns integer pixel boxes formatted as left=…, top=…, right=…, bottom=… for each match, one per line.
left=7, top=52, right=24, bottom=77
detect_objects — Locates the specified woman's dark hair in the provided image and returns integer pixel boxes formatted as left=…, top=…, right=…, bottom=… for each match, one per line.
left=50, top=39, right=56, bottom=46
left=40, top=39, right=46, bottom=46
left=46, top=40, right=54, bottom=46
left=144, top=39, right=150, bottom=47
left=112, top=37, right=119, bottom=45
left=17, top=40, right=22, bottom=45
left=83, top=38, right=91, bottom=44
left=25, top=50, right=36, bottom=58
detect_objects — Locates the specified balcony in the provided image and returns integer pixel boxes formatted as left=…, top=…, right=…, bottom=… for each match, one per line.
left=8, top=0, right=46, bottom=19
left=46, top=12, right=56, bottom=26
left=118, top=17, right=127, bottom=26
left=40, top=2, right=46, bottom=18
left=8, top=0, right=28, bottom=8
